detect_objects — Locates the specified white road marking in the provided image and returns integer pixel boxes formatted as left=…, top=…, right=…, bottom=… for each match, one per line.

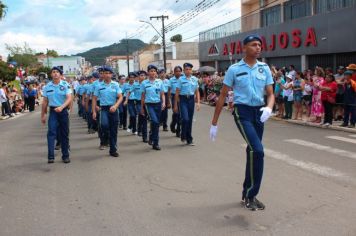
left=240, top=144, right=350, bottom=182
left=285, top=139, right=356, bottom=160
left=326, top=136, right=356, bottom=145
left=264, top=148, right=350, bottom=182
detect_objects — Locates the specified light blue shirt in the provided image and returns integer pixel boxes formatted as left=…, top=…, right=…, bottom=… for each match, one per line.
left=94, top=81, right=122, bottom=106
left=43, top=80, right=72, bottom=107
left=131, top=81, right=142, bottom=100
left=92, top=79, right=104, bottom=101
left=176, top=75, right=199, bottom=96
left=162, top=79, right=170, bottom=93
left=85, top=82, right=95, bottom=100
left=141, top=79, right=164, bottom=103
left=223, top=59, right=274, bottom=106
left=77, top=84, right=85, bottom=96
left=82, top=83, right=91, bottom=95
left=168, top=76, right=180, bottom=95
left=120, top=83, right=130, bottom=97
left=126, top=82, right=136, bottom=100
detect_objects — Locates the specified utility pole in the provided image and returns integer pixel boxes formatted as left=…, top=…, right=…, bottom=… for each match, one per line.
left=150, top=15, right=168, bottom=71
left=126, top=32, right=130, bottom=76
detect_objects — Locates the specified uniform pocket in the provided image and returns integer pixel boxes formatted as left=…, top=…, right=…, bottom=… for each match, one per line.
left=255, top=74, right=266, bottom=88
left=235, top=76, right=249, bottom=88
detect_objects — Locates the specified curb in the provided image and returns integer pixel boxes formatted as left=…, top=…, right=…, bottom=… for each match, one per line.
left=270, top=116, right=356, bottom=134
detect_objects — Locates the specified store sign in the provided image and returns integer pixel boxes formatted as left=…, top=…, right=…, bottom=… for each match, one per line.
left=220, top=27, right=317, bottom=56
left=208, top=43, right=219, bottom=56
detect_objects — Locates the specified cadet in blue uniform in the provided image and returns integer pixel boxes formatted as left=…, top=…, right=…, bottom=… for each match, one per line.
left=85, top=72, right=99, bottom=133
left=168, top=66, right=182, bottom=137
left=140, top=65, right=165, bottom=150
left=92, top=66, right=123, bottom=157
left=124, top=72, right=138, bottom=135
left=159, top=69, right=170, bottom=131
left=118, top=76, right=128, bottom=130
left=136, top=71, right=147, bottom=137
left=76, top=79, right=86, bottom=118
left=210, top=35, right=275, bottom=211
left=41, top=67, right=72, bottom=164
left=174, top=63, right=200, bottom=145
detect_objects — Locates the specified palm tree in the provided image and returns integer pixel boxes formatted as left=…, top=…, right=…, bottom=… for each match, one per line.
left=0, top=1, right=7, bottom=20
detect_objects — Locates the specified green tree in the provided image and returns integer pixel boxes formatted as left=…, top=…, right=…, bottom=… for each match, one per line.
left=170, top=34, right=182, bottom=43
left=47, top=49, right=59, bottom=57
left=0, top=1, right=7, bottom=20
left=35, top=66, right=51, bottom=77
left=0, top=61, right=16, bottom=82
left=6, top=43, right=38, bottom=67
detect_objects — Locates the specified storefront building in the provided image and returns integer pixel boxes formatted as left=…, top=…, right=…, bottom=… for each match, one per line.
left=199, top=0, right=356, bottom=72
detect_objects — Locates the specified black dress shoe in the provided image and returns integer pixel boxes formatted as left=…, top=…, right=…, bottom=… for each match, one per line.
left=176, top=132, right=181, bottom=138
left=170, top=123, right=176, bottom=133
left=163, top=127, right=168, bottom=132
left=55, top=144, right=60, bottom=150
left=62, top=158, right=71, bottom=164
left=148, top=140, right=153, bottom=146
left=110, top=152, right=119, bottom=157
left=142, top=139, right=148, bottom=143
left=152, top=145, right=161, bottom=150
left=48, top=159, right=54, bottom=164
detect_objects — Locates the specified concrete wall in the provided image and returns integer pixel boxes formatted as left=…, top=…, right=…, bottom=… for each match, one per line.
left=175, top=42, right=199, bottom=60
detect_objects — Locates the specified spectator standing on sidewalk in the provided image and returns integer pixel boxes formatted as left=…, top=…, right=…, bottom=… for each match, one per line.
left=274, top=71, right=285, bottom=118
left=292, top=72, right=305, bottom=120
left=281, top=74, right=293, bottom=119
left=311, top=67, right=325, bottom=123
left=1, top=83, right=11, bottom=117
left=319, top=74, right=337, bottom=127
left=28, top=84, right=37, bottom=112
left=346, top=64, right=356, bottom=82
left=302, top=76, right=313, bottom=120
left=334, top=66, right=345, bottom=121
left=340, top=70, right=356, bottom=128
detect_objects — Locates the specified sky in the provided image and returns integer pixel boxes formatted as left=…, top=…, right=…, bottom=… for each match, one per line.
left=0, top=0, right=241, bottom=58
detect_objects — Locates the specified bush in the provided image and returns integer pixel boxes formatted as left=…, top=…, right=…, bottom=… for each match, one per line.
left=0, top=61, right=16, bottom=82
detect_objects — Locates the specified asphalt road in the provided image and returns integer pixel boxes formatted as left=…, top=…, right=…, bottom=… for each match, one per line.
left=0, top=104, right=356, bottom=236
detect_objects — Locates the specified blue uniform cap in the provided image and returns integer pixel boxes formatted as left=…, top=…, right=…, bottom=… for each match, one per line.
left=147, top=65, right=158, bottom=72
left=51, top=66, right=63, bottom=75
left=92, top=71, right=100, bottom=79
left=174, top=66, right=182, bottom=72
left=102, top=65, right=114, bottom=73
left=243, top=34, right=262, bottom=45
left=183, top=63, right=193, bottom=69
left=344, top=70, right=353, bottom=75
left=128, top=72, right=137, bottom=78
left=158, top=69, right=166, bottom=74
left=139, top=70, right=147, bottom=76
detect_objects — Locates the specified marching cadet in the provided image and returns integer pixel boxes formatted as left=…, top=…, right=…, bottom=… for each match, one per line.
left=135, top=71, right=147, bottom=138
left=82, top=76, right=92, bottom=131
left=85, top=73, right=99, bottom=134
left=174, top=63, right=200, bottom=146
left=124, top=72, right=138, bottom=135
left=76, top=78, right=86, bottom=118
left=140, top=65, right=165, bottom=150
left=118, top=75, right=128, bottom=130
left=92, top=66, right=123, bottom=157
left=41, top=66, right=72, bottom=164
left=168, top=66, right=182, bottom=137
left=92, top=67, right=108, bottom=149
left=210, top=35, right=275, bottom=211
left=159, top=69, right=170, bottom=131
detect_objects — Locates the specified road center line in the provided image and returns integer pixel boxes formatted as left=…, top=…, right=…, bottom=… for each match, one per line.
left=326, top=136, right=356, bottom=145
left=285, top=139, right=356, bottom=160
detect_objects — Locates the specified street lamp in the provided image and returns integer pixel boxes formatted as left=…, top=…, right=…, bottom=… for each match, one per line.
left=139, top=16, right=168, bottom=71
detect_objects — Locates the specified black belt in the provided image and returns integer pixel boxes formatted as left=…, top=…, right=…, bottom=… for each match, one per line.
left=50, top=106, right=67, bottom=110
left=145, top=102, right=161, bottom=105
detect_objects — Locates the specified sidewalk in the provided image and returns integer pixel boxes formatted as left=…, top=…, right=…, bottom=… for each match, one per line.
left=202, top=101, right=356, bottom=134
left=270, top=115, right=356, bottom=133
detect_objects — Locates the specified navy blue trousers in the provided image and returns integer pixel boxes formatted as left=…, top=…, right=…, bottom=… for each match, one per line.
left=47, top=108, right=69, bottom=160
left=179, top=95, right=195, bottom=143
left=171, top=95, right=181, bottom=134
left=146, top=103, right=161, bottom=146
left=160, top=93, right=169, bottom=128
left=128, top=100, right=137, bottom=133
left=119, top=97, right=128, bottom=128
left=100, top=106, right=119, bottom=154
left=233, top=104, right=264, bottom=199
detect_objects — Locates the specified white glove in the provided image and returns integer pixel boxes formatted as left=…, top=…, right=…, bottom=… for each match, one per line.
left=209, top=125, right=218, bottom=142
left=260, top=107, right=272, bottom=123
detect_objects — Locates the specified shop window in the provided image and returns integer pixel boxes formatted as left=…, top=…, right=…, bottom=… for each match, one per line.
left=261, top=5, right=281, bottom=27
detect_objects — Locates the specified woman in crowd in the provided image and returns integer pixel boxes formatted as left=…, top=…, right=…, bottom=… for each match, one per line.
left=319, top=74, right=337, bottom=126
left=311, top=67, right=325, bottom=123
left=28, top=84, right=37, bottom=112
left=302, top=76, right=313, bottom=120
left=202, top=72, right=210, bottom=102
left=274, top=71, right=285, bottom=118
left=280, top=74, right=294, bottom=119
left=292, top=72, right=305, bottom=120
